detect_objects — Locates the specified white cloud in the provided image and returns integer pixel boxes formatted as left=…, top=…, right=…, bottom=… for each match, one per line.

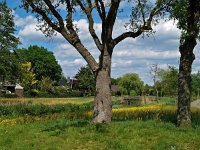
left=114, top=49, right=180, bottom=59
left=59, top=58, right=86, bottom=67
left=15, top=15, right=37, bottom=27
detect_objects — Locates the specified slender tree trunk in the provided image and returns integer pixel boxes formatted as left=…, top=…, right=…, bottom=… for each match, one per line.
left=156, top=88, right=159, bottom=103
left=177, top=36, right=196, bottom=127
left=93, top=47, right=112, bottom=124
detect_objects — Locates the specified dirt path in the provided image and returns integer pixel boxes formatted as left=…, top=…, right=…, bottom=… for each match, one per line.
left=191, top=100, right=200, bottom=109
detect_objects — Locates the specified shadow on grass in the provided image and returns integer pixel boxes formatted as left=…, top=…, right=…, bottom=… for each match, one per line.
left=41, top=119, right=90, bottom=135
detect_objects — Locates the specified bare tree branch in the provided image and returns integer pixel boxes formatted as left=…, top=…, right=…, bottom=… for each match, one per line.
left=113, top=0, right=168, bottom=46
left=98, top=0, right=106, bottom=23
left=43, top=0, right=64, bottom=29
left=65, top=0, right=74, bottom=32
left=138, top=0, right=146, bottom=24
left=113, top=30, right=143, bottom=46
left=94, top=0, right=103, bottom=20
left=106, top=0, right=120, bottom=31
left=28, top=2, right=60, bottom=32
left=77, top=0, right=103, bottom=51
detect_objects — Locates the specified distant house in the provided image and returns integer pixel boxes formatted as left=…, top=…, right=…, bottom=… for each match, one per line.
left=2, top=83, right=24, bottom=98
left=57, top=77, right=69, bottom=86
left=111, top=85, right=120, bottom=92
left=111, top=85, right=121, bottom=96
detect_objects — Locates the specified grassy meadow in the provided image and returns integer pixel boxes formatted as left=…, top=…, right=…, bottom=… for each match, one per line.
left=0, top=97, right=200, bottom=150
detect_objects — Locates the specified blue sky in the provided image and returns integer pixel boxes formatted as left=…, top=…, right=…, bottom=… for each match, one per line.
left=5, top=0, right=200, bottom=85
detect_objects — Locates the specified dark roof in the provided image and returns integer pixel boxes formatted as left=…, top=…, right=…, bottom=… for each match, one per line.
left=3, top=84, right=16, bottom=87
left=111, top=85, right=120, bottom=92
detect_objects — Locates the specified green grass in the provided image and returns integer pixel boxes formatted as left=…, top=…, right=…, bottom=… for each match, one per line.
left=0, top=119, right=200, bottom=150
left=159, top=97, right=177, bottom=105
left=0, top=97, right=93, bottom=105
left=0, top=97, right=200, bottom=149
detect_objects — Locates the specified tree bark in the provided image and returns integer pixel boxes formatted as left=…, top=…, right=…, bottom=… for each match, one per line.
left=177, top=36, right=196, bottom=127
left=93, top=47, right=112, bottom=124
left=177, top=0, right=199, bottom=128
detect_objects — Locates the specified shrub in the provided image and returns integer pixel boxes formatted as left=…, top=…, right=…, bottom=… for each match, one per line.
left=130, top=90, right=137, bottom=96
left=67, top=90, right=82, bottom=97
left=29, top=89, right=39, bottom=97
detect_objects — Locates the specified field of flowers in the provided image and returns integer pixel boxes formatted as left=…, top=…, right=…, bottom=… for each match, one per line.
left=0, top=97, right=200, bottom=126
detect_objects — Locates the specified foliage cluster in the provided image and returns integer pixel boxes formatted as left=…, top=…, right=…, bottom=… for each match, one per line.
left=16, top=45, right=62, bottom=82
left=0, top=1, right=20, bottom=83
left=156, top=66, right=179, bottom=97
left=74, top=65, right=95, bottom=96
left=119, top=73, right=144, bottom=96
left=25, top=86, right=82, bottom=98
left=191, top=71, right=200, bottom=98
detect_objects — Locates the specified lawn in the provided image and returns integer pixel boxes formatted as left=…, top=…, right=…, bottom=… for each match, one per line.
left=0, top=97, right=200, bottom=150
left=0, top=119, right=200, bottom=150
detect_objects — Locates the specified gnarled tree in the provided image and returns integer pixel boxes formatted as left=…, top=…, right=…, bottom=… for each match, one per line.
left=21, top=0, right=171, bottom=124
left=172, top=0, right=200, bottom=127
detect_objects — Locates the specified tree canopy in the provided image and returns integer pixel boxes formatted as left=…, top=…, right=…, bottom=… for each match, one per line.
left=119, top=73, right=144, bottom=96
left=20, top=62, right=37, bottom=91
left=157, top=66, right=178, bottom=97
left=17, top=45, right=62, bottom=82
left=74, top=65, right=95, bottom=96
left=191, top=71, right=200, bottom=98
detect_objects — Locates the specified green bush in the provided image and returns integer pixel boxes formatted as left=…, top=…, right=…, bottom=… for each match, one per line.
left=67, top=90, right=82, bottom=97
left=29, top=89, right=39, bottom=97
left=130, top=90, right=137, bottom=96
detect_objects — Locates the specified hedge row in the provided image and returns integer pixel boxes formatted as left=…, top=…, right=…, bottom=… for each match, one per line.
left=0, top=102, right=92, bottom=116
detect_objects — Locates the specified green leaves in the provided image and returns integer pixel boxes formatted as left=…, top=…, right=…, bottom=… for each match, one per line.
left=74, top=65, right=95, bottom=96
left=20, top=62, right=38, bottom=91
left=157, top=66, right=178, bottom=96
left=0, top=1, right=19, bottom=51
left=119, top=73, right=144, bottom=96
left=0, top=1, right=20, bottom=83
left=17, top=45, right=62, bottom=82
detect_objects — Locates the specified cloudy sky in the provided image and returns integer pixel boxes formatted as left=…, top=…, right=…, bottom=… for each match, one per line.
left=6, top=0, right=200, bottom=85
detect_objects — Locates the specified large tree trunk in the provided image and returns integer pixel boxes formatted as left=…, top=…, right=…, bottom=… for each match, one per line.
left=177, top=0, right=199, bottom=128
left=177, top=36, right=196, bottom=127
left=93, top=47, right=112, bottom=124
left=93, top=68, right=112, bottom=124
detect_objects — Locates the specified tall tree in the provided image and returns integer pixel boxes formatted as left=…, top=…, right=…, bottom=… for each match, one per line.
left=150, top=63, right=160, bottom=102
left=20, top=62, right=37, bottom=91
left=119, top=73, right=144, bottom=96
left=17, top=45, right=62, bottom=82
left=21, top=0, right=171, bottom=124
left=74, top=65, right=95, bottom=96
left=157, top=66, right=178, bottom=97
left=191, top=71, right=200, bottom=99
left=171, top=0, right=200, bottom=127
left=0, top=1, right=20, bottom=83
